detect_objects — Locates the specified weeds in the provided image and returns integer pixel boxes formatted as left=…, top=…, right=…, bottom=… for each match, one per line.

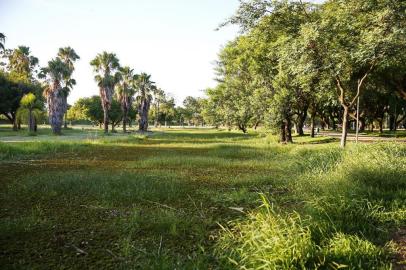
left=0, top=129, right=404, bottom=269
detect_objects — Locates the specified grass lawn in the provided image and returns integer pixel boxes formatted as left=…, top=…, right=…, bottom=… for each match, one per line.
left=0, top=128, right=405, bottom=269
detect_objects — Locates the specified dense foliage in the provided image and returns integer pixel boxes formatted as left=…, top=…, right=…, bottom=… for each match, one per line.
left=200, top=0, right=406, bottom=147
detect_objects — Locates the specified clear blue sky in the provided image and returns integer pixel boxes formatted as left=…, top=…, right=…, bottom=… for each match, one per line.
left=1, top=0, right=240, bottom=104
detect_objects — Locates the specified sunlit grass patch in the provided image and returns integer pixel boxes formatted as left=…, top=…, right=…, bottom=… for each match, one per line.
left=1, top=129, right=405, bottom=269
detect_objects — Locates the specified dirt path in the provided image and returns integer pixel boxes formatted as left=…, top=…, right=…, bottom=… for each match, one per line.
left=318, top=132, right=406, bottom=143
left=0, top=132, right=130, bottom=143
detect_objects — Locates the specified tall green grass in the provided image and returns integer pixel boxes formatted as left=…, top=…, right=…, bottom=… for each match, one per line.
left=216, top=143, right=406, bottom=269
left=1, top=130, right=405, bottom=269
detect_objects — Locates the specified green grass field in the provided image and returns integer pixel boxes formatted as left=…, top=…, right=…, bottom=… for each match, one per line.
left=0, top=128, right=405, bottom=269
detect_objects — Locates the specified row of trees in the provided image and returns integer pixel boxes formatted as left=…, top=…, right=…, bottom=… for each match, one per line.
left=2, top=0, right=405, bottom=146
left=196, top=0, right=405, bottom=147
left=0, top=34, right=177, bottom=134
left=67, top=94, right=207, bottom=130
left=0, top=36, right=80, bottom=134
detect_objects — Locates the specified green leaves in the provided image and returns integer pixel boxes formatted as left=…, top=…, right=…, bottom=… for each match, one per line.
left=19, top=93, right=37, bottom=108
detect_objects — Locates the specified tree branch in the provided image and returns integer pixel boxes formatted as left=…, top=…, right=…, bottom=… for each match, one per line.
left=350, top=60, right=378, bottom=107
left=335, top=76, right=346, bottom=106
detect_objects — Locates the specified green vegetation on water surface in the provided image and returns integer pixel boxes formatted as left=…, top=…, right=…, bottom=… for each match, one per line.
left=0, top=129, right=405, bottom=269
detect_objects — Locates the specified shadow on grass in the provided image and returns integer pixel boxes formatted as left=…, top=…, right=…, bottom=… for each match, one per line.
left=1, top=132, right=404, bottom=269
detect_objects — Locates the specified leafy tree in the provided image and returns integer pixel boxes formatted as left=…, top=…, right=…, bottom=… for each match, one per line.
left=201, top=88, right=223, bottom=128
left=182, top=96, right=204, bottom=126
left=316, top=0, right=406, bottom=147
left=68, top=96, right=103, bottom=125
left=208, top=0, right=406, bottom=146
left=0, top=46, right=43, bottom=130
left=159, top=94, right=176, bottom=127
left=90, top=52, right=121, bottom=133
left=68, top=95, right=132, bottom=131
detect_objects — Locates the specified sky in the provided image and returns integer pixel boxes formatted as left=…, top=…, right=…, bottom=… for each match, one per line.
left=1, top=0, right=241, bottom=105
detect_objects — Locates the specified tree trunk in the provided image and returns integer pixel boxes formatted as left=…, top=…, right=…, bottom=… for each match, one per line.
left=12, top=118, right=18, bottom=131
left=280, top=123, right=286, bottom=143
left=103, top=109, right=109, bottom=133
left=359, top=118, right=366, bottom=132
left=238, top=124, right=247, bottom=133
left=285, top=118, right=293, bottom=143
left=296, top=112, right=306, bottom=136
left=3, top=113, right=18, bottom=131
left=122, top=108, right=128, bottom=133
left=340, top=106, right=349, bottom=148
left=100, top=86, right=114, bottom=133
left=321, top=114, right=329, bottom=130
left=378, top=119, right=384, bottom=133
left=47, top=85, right=64, bottom=135
left=310, top=112, right=316, bottom=138
left=389, top=114, right=396, bottom=131
left=155, top=102, right=159, bottom=127
left=369, top=123, right=374, bottom=132
left=331, top=115, right=337, bottom=130
left=28, top=109, right=34, bottom=132
left=138, top=99, right=150, bottom=132
left=64, top=111, right=68, bottom=129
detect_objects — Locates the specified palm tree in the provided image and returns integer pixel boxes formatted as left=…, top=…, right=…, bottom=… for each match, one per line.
left=90, top=52, right=121, bottom=133
left=40, top=58, right=70, bottom=134
left=58, top=47, right=80, bottom=128
left=0, top=33, right=5, bottom=51
left=134, top=73, right=154, bottom=132
left=16, top=93, right=42, bottom=132
left=153, top=88, right=165, bottom=127
left=115, top=66, right=135, bottom=132
left=8, top=46, right=38, bottom=78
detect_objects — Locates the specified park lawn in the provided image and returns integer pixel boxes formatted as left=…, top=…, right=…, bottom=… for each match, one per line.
left=0, top=129, right=405, bottom=269
left=0, top=125, right=135, bottom=143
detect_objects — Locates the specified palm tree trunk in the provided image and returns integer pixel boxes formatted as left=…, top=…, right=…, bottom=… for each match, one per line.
left=63, top=95, right=68, bottom=129
left=47, top=86, right=64, bottom=135
left=103, top=109, right=109, bottom=133
left=64, top=112, right=68, bottom=129
left=122, top=108, right=128, bottom=133
left=155, top=102, right=159, bottom=127
left=28, top=109, right=34, bottom=132
left=139, top=99, right=150, bottom=132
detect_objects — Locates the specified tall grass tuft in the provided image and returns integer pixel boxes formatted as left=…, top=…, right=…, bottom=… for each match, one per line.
left=216, top=195, right=315, bottom=269
left=216, top=143, right=406, bottom=269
